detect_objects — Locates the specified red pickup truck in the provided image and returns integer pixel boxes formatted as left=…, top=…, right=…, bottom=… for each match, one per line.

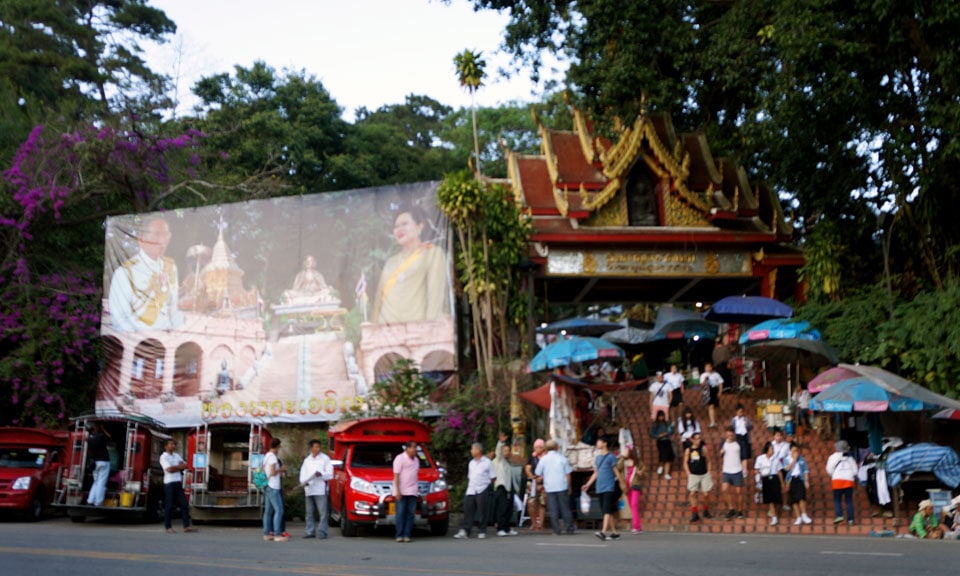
left=0, top=427, right=68, bottom=520
left=327, top=417, right=449, bottom=537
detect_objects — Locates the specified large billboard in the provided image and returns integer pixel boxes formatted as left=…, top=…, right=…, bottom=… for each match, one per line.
left=96, top=182, right=455, bottom=428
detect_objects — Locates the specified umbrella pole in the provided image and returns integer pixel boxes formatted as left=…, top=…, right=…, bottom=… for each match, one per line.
left=786, top=362, right=792, bottom=402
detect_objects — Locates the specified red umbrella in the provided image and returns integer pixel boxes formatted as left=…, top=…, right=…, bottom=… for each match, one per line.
left=808, top=366, right=859, bottom=394
left=932, top=408, right=960, bottom=421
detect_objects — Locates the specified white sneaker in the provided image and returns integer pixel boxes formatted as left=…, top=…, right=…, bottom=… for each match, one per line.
left=770, top=516, right=778, bottom=526
left=782, top=504, right=791, bottom=512
left=802, top=514, right=812, bottom=525
left=507, top=529, right=519, bottom=536
left=453, top=529, right=468, bottom=539
left=497, top=530, right=508, bottom=537
left=477, top=533, right=487, bottom=539
left=657, top=466, right=663, bottom=475
left=794, top=517, right=803, bottom=526
left=664, top=473, right=672, bottom=480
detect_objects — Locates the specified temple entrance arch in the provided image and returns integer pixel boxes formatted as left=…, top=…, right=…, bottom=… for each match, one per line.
left=373, top=352, right=405, bottom=382
left=174, top=342, right=203, bottom=398
left=131, top=338, right=165, bottom=399
left=420, top=349, right=455, bottom=373
left=98, top=336, right=123, bottom=401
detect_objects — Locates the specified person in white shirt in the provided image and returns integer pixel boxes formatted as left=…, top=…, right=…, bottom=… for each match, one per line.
left=535, top=439, right=576, bottom=534
left=454, top=443, right=495, bottom=539
left=754, top=441, right=785, bottom=526
left=649, top=371, right=671, bottom=421
left=731, top=404, right=754, bottom=474
left=299, top=439, right=333, bottom=539
left=262, top=438, right=288, bottom=541
left=699, top=363, right=724, bottom=427
left=770, top=428, right=791, bottom=512
left=720, top=427, right=745, bottom=519
left=677, top=408, right=702, bottom=451
left=159, top=439, right=195, bottom=534
left=492, top=432, right=519, bottom=537
left=770, top=429, right=790, bottom=467
left=664, top=364, right=685, bottom=422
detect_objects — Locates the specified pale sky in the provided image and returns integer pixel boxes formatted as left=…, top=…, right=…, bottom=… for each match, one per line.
left=145, top=0, right=565, bottom=121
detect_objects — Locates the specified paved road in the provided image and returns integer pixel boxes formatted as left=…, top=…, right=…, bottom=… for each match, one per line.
left=0, top=517, right=955, bottom=576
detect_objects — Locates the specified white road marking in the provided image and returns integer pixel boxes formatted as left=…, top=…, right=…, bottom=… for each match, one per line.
left=535, top=543, right=608, bottom=548
left=820, top=551, right=903, bottom=557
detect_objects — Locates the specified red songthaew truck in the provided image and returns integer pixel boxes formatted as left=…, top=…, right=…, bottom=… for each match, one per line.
left=185, top=422, right=271, bottom=521
left=54, top=413, right=168, bottom=523
left=0, top=427, right=69, bottom=520
left=327, top=417, right=449, bottom=537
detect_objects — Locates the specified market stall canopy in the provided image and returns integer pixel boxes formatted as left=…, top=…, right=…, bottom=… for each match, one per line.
left=809, top=363, right=960, bottom=412
left=884, top=443, right=960, bottom=488
left=519, top=382, right=553, bottom=409
left=808, top=366, right=860, bottom=394
left=519, top=373, right=646, bottom=409
left=702, top=295, right=793, bottom=324
left=841, top=363, right=960, bottom=411
left=809, top=377, right=929, bottom=412
left=528, top=337, right=624, bottom=373
left=738, top=319, right=821, bottom=344
left=538, top=316, right=624, bottom=336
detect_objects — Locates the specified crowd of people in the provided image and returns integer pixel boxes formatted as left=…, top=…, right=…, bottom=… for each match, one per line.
left=150, top=361, right=957, bottom=543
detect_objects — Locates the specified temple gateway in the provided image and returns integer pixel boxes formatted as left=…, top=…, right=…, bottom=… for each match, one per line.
left=500, top=107, right=804, bottom=306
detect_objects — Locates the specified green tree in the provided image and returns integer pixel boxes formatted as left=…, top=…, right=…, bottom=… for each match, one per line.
left=0, top=121, right=212, bottom=426
left=327, top=95, right=460, bottom=188
left=361, top=358, right=433, bottom=419
left=192, top=62, right=349, bottom=195
left=453, top=49, right=486, bottom=179
left=437, top=171, right=532, bottom=390
left=467, top=0, right=960, bottom=294
left=0, top=0, right=177, bottom=159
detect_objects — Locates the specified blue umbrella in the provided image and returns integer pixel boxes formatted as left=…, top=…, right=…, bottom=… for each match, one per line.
left=528, top=337, right=624, bottom=373
left=703, top=295, right=793, bottom=323
left=538, top=317, right=623, bottom=336
left=738, top=319, right=821, bottom=344
left=809, top=377, right=929, bottom=412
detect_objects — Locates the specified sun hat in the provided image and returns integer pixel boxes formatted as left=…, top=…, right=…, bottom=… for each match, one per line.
left=918, top=499, right=933, bottom=510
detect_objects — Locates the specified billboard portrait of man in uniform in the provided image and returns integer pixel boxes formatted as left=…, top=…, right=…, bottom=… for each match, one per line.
left=108, top=217, right=184, bottom=332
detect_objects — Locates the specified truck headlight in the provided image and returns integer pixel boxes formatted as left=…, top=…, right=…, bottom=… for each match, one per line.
left=349, top=477, right=378, bottom=495
left=12, top=476, right=32, bottom=490
left=429, top=478, right=447, bottom=493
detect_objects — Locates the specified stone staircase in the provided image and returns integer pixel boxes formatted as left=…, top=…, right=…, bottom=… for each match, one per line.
left=615, top=385, right=904, bottom=536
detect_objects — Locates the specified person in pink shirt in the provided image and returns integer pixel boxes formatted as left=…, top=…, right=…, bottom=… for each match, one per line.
left=392, top=441, right=420, bottom=543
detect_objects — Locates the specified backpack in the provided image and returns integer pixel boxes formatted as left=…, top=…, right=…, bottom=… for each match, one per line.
left=252, top=468, right=269, bottom=490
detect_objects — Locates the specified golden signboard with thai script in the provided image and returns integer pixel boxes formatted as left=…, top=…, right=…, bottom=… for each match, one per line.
left=547, top=249, right=751, bottom=277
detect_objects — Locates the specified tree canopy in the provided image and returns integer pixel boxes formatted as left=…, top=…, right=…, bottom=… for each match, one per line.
left=468, top=0, right=960, bottom=295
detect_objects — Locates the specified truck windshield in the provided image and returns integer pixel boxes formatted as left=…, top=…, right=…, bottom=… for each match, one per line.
left=0, top=448, right=48, bottom=469
left=350, top=444, right=432, bottom=469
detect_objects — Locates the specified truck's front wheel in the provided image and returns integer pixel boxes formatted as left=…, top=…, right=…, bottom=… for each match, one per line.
left=25, top=491, right=44, bottom=522
left=340, top=498, right=358, bottom=537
